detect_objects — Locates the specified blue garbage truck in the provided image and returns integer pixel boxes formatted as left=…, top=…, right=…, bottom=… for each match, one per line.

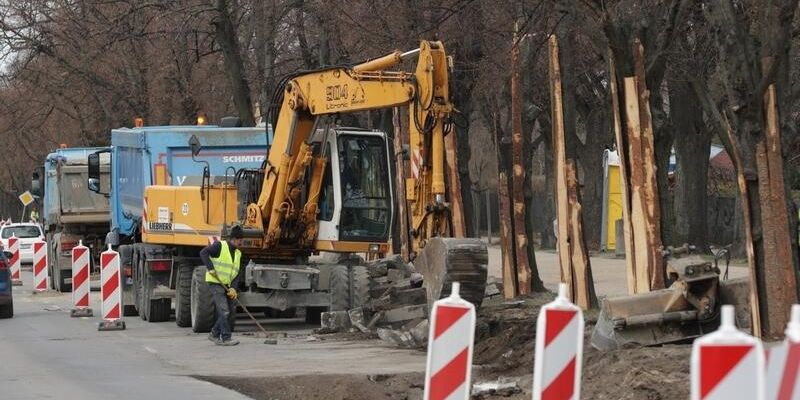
left=87, top=120, right=270, bottom=324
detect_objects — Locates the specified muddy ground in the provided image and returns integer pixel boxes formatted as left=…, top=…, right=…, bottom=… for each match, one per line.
left=200, top=292, right=692, bottom=399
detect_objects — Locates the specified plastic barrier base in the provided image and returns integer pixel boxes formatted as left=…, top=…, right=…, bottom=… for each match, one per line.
left=98, top=320, right=126, bottom=331
left=70, top=308, right=93, bottom=318
left=11, top=280, right=22, bottom=286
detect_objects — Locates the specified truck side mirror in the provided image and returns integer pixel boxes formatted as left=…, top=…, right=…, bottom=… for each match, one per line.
left=189, top=135, right=202, bottom=158
left=87, top=152, right=104, bottom=195
left=31, top=171, right=41, bottom=196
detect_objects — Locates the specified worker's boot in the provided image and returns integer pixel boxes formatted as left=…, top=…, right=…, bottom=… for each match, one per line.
left=208, top=332, right=219, bottom=343
left=216, top=337, right=239, bottom=346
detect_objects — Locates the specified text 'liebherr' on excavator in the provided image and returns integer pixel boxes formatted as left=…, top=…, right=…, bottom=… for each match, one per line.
left=141, top=41, right=488, bottom=330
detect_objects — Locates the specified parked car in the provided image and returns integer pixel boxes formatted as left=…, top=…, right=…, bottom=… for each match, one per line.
left=0, top=249, right=13, bottom=318
left=0, top=223, right=44, bottom=264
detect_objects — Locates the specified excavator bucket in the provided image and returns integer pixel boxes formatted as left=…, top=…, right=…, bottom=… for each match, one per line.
left=414, top=237, right=488, bottom=309
left=591, top=255, right=750, bottom=351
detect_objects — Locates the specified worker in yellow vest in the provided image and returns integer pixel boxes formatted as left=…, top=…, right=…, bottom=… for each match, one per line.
left=200, top=229, right=249, bottom=346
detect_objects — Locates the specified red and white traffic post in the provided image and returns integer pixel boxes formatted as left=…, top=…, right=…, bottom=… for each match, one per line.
left=69, top=240, right=93, bottom=317
left=765, top=304, right=800, bottom=400
left=424, top=282, right=476, bottom=400
left=691, top=305, right=765, bottom=400
left=532, top=283, right=584, bottom=400
left=98, top=244, right=125, bottom=331
left=31, top=239, right=48, bottom=293
left=8, top=234, right=21, bottom=286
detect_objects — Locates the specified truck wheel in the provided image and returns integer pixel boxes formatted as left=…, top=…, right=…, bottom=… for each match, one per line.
left=190, top=266, right=215, bottom=333
left=174, top=264, right=193, bottom=327
left=0, top=300, right=12, bottom=318
left=143, top=265, right=170, bottom=323
left=329, top=265, right=369, bottom=311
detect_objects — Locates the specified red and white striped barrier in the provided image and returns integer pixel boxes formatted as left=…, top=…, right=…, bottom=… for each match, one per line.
left=424, top=282, right=476, bottom=400
left=766, top=304, right=800, bottom=400
left=691, top=305, right=764, bottom=400
left=98, top=245, right=125, bottom=331
left=8, top=235, right=21, bottom=285
left=32, top=240, right=48, bottom=292
left=69, top=241, right=93, bottom=317
left=533, top=283, right=584, bottom=400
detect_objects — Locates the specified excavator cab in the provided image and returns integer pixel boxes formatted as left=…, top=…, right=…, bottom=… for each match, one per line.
left=316, top=127, right=393, bottom=246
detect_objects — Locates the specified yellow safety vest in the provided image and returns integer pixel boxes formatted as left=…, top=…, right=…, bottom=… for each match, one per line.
left=205, top=241, right=242, bottom=286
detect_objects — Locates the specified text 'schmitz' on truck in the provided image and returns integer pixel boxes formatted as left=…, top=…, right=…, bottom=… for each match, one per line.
left=87, top=120, right=271, bottom=323
left=142, top=40, right=489, bottom=333
left=31, top=147, right=111, bottom=292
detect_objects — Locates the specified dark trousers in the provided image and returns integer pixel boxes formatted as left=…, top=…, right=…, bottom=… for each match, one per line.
left=209, top=283, right=235, bottom=340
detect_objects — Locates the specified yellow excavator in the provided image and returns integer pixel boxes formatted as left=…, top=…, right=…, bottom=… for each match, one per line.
left=142, top=40, right=487, bottom=331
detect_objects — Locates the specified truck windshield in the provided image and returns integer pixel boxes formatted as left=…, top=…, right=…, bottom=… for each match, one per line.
left=2, top=226, right=42, bottom=239
left=338, top=135, right=391, bottom=242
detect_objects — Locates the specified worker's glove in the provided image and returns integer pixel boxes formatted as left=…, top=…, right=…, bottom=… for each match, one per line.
left=208, top=269, right=218, bottom=276
left=226, top=287, right=238, bottom=300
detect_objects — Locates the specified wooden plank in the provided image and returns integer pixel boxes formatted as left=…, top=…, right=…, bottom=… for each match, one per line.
left=757, top=84, right=796, bottom=337
left=548, top=35, right=574, bottom=297
left=392, top=108, right=410, bottom=261
left=511, top=29, right=532, bottom=294
left=607, top=51, right=637, bottom=295
left=623, top=77, right=651, bottom=294
left=497, top=170, right=517, bottom=298
left=722, top=116, right=762, bottom=337
left=632, top=40, right=665, bottom=290
left=444, top=125, right=466, bottom=238
left=566, top=160, right=598, bottom=309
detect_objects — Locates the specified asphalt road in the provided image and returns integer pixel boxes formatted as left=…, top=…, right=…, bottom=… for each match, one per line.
left=0, top=269, right=426, bottom=400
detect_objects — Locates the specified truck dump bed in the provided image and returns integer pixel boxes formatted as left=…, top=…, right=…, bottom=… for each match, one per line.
left=44, top=147, right=111, bottom=227
left=110, top=125, right=271, bottom=239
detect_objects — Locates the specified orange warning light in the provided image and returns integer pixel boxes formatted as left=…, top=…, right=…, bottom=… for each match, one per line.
left=134, top=117, right=144, bottom=128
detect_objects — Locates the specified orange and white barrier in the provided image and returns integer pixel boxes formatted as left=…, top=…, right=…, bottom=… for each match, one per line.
left=32, top=240, right=48, bottom=292
left=8, top=235, right=21, bottom=285
left=691, top=305, right=764, bottom=400
left=766, top=304, right=800, bottom=400
left=69, top=241, right=92, bottom=317
left=424, top=282, right=476, bottom=400
left=98, top=245, right=125, bottom=331
left=533, top=283, right=584, bottom=400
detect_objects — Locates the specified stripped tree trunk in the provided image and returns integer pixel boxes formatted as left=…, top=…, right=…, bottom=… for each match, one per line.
left=393, top=108, right=409, bottom=261
left=549, top=35, right=596, bottom=308
left=632, top=40, right=665, bottom=290
left=549, top=36, right=573, bottom=294
left=607, top=52, right=637, bottom=295
left=510, top=28, right=532, bottom=294
left=756, top=83, right=797, bottom=337
left=497, top=170, right=517, bottom=298
left=566, top=160, right=598, bottom=308
left=445, top=129, right=466, bottom=238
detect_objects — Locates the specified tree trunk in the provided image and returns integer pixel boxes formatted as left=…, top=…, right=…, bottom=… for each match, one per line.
left=212, top=0, right=255, bottom=127
left=672, top=81, right=711, bottom=249
left=511, top=30, right=532, bottom=294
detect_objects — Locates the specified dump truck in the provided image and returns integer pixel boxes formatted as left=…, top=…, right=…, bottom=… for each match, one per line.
left=142, top=40, right=489, bottom=333
left=87, top=120, right=270, bottom=323
left=30, top=147, right=111, bottom=292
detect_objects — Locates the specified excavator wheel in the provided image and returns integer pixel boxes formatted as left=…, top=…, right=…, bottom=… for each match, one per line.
left=414, top=237, right=488, bottom=309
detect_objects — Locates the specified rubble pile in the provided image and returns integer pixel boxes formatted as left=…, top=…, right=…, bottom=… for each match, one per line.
left=317, top=255, right=505, bottom=348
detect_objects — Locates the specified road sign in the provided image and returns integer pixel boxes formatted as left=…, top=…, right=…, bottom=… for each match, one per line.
left=18, top=191, right=34, bottom=206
